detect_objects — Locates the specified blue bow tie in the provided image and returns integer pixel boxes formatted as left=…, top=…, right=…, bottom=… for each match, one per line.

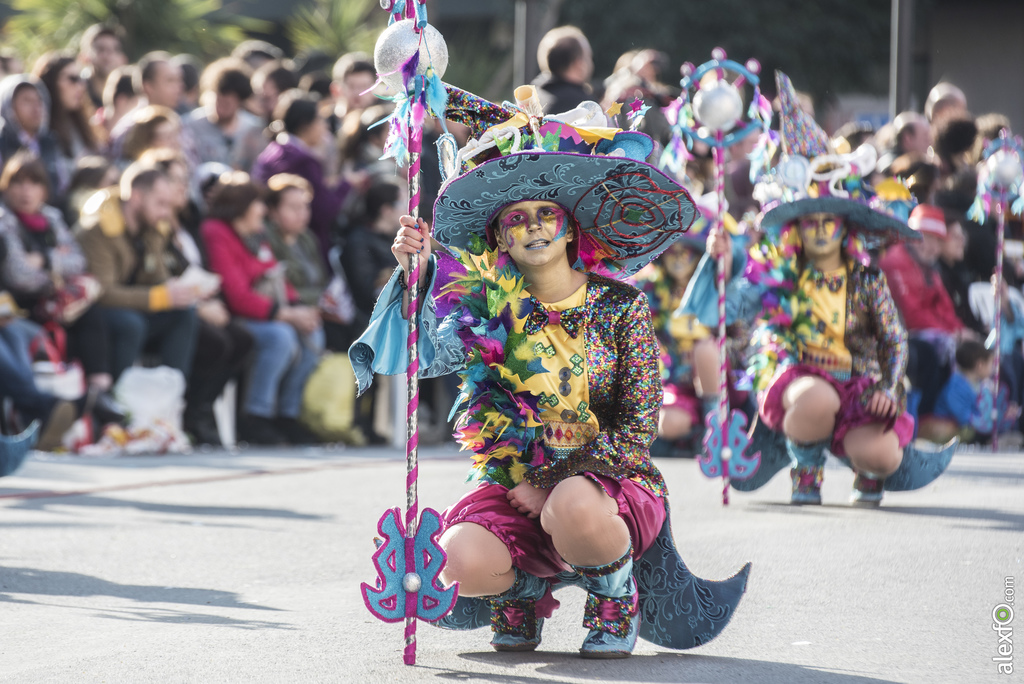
left=523, top=296, right=587, bottom=338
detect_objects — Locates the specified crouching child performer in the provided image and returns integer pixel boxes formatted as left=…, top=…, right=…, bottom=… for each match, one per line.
left=727, top=72, right=957, bottom=506
left=349, top=86, right=750, bottom=658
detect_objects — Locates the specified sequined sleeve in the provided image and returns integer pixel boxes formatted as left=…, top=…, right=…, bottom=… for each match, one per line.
left=444, top=85, right=515, bottom=140
left=864, top=269, right=909, bottom=405
left=524, top=289, right=664, bottom=494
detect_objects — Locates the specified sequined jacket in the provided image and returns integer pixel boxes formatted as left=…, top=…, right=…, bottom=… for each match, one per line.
left=762, top=264, right=909, bottom=409
left=842, top=265, right=909, bottom=409
left=349, top=262, right=667, bottom=497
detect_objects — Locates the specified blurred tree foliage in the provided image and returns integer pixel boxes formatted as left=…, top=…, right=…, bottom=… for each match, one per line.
left=287, top=0, right=387, bottom=59
left=1, top=0, right=266, bottom=63
left=560, top=0, right=891, bottom=104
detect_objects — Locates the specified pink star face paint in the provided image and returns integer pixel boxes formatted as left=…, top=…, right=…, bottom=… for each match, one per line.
left=799, top=214, right=844, bottom=245
left=497, top=201, right=569, bottom=251
left=798, top=213, right=846, bottom=265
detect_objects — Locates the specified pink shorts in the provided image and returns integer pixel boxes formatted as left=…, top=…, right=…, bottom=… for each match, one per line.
left=663, top=383, right=701, bottom=423
left=442, top=474, right=666, bottom=579
left=759, top=364, right=915, bottom=457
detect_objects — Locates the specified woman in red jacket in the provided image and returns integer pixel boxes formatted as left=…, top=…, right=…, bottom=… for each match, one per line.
left=201, top=172, right=322, bottom=445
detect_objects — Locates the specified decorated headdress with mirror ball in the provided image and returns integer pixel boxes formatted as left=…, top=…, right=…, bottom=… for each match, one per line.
left=968, top=130, right=1024, bottom=223
left=759, top=71, right=918, bottom=247
left=433, top=85, right=698, bottom=278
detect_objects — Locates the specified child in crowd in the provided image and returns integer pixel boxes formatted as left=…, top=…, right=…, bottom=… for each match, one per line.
left=921, top=340, right=1017, bottom=442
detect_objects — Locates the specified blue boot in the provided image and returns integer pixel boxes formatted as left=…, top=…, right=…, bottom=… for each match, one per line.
left=574, top=548, right=640, bottom=659
left=850, top=471, right=884, bottom=506
left=486, top=568, right=550, bottom=652
left=786, top=438, right=828, bottom=505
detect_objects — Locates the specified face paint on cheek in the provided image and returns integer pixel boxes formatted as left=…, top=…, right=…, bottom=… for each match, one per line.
left=826, top=219, right=844, bottom=242
left=499, top=214, right=527, bottom=248
left=546, top=209, right=569, bottom=241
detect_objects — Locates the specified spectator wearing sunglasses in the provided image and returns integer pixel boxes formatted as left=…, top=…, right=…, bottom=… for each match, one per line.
left=33, top=52, right=104, bottom=201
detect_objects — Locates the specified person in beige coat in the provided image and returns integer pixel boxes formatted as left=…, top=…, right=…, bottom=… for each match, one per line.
left=76, top=161, right=201, bottom=380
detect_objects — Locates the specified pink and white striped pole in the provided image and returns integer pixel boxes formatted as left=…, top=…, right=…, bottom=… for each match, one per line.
left=992, top=194, right=1005, bottom=453
left=370, top=1, right=453, bottom=665
left=712, top=135, right=730, bottom=505
left=402, top=98, right=425, bottom=665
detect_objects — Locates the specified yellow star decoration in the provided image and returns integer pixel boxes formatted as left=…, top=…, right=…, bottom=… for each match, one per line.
left=606, top=102, right=623, bottom=117
left=874, top=178, right=913, bottom=201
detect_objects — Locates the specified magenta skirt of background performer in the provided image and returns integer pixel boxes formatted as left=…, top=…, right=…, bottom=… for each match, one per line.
left=663, top=384, right=701, bottom=424
left=759, top=364, right=916, bottom=456
left=664, top=377, right=749, bottom=423
left=442, top=474, right=666, bottom=580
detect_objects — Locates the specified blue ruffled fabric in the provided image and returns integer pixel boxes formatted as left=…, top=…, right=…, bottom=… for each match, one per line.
left=677, top=236, right=764, bottom=329
left=348, top=258, right=466, bottom=395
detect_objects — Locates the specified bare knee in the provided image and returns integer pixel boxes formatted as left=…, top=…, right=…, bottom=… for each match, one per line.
left=784, top=377, right=841, bottom=417
left=540, top=477, right=616, bottom=538
left=917, top=418, right=958, bottom=444
left=844, top=425, right=902, bottom=477
left=782, top=377, right=841, bottom=441
left=659, top=407, right=693, bottom=440
left=438, top=523, right=513, bottom=595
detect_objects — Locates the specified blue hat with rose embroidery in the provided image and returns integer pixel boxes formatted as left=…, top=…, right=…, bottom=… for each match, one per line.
left=433, top=88, right=696, bottom=277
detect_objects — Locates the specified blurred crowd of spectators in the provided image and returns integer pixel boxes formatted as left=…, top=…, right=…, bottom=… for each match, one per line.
left=0, top=28, right=416, bottom=450
left=0, top=21, right=1018, bottom=452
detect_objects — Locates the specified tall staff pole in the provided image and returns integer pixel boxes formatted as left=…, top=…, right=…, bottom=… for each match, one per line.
left=672, top=48, right=766, bottom=503
left=362, top=4, right=457, bottom=666
left=712, top=134, right=730, bottom=504
left=403, top=98, right=425, bottom=663
left=969, top=131, right=1024, bottom=451
left=992, top=194, right=1005, bottom=452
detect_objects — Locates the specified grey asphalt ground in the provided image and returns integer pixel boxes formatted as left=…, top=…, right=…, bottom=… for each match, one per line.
left=0, top=444, right=1022, bottom=684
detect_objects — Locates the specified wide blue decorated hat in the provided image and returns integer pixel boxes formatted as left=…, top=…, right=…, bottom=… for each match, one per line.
left=434, top=86, right=697, bottom=277
left=759, top=71, right=917, bottom=244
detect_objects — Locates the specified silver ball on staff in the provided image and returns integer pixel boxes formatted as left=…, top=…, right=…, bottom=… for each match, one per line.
left=374, top=19, right=449, bottom=92
left=989, top=149, right=1024, bottom=190
left=692, top=79, right=744, bottom=134
left=402, top=572, right=422, bottom=593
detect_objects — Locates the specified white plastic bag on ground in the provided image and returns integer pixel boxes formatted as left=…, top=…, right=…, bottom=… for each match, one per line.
left=115, top=366, right=186, bottom=429
left=77, top=366, right=192, bottom=456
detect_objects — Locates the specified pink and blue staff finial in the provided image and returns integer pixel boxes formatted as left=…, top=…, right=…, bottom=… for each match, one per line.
left=360, top=506, right=459, bottom=636
left=380, top=0, right=428, bottom=29
left=969, top=130, right=1024, bottom=452
left=366, top=8, right=458, bottom=665
left=665, top=49, right=769, bottom=504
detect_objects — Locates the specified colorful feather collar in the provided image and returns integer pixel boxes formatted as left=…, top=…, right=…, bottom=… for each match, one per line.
left=439, top=248, right=550, bottom=487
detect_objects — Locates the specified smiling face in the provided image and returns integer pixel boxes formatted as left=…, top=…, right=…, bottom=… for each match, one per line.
left=493, top=200, right=574, bottom=269
left=797, top=213, right=846, bottom=265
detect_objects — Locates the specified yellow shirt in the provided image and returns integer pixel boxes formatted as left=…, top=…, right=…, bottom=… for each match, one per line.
left=512, top=283, right=600, bottom=454
left=799, top=267, right=853, bottom=380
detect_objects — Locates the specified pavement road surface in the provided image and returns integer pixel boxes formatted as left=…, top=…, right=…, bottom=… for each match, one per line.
left=1, top=444, right=1022, bottom=683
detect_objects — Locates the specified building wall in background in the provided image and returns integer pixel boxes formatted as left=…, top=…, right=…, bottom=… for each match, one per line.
left=926, top=0, right=1024, bottom=132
